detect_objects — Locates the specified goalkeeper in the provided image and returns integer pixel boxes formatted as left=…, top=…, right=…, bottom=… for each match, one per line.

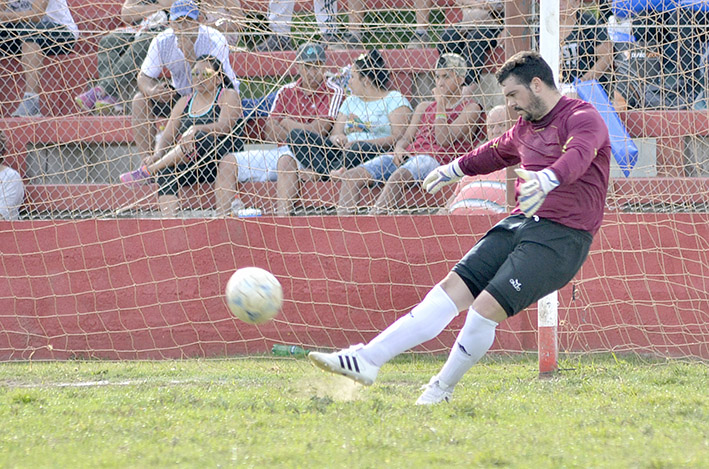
left=309, top=51, right=611, bottom=405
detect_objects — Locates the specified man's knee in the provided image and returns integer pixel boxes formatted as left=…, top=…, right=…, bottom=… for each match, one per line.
left=388, top=167, right=413, bottom=183
left=277, top=153, right=297, bottom=171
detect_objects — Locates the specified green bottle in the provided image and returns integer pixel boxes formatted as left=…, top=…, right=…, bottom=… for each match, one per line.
left=271, top=344, right=309, bottom=357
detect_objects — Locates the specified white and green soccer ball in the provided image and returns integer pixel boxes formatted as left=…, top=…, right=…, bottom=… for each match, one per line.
left=225, top=267, right=283, bottom=324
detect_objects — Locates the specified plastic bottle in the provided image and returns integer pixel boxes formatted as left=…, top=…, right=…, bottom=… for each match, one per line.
left=230, top=197, right=245, bottom=215
left=231, top=198, right=263, bottom=217
left=237, top=208, right=263, bottom=218
left=271, top=344, right=309, bottom=357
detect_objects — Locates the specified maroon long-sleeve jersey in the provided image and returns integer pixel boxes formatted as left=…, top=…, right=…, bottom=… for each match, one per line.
left=457, top=96, right=611, bottom=235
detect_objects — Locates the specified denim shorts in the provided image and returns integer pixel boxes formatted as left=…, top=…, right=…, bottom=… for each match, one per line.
left=361, top=154, right=440, bottom=182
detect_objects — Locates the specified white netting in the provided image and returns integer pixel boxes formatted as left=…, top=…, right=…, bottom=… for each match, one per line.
left=0, top=0, right=707, bottom=360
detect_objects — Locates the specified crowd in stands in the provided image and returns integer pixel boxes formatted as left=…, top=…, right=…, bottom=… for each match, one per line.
left=1, top=0, right=707, bottom=218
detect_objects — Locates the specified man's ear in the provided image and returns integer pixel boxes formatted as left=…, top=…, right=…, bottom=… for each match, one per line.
left=530, top=76, right=543, bottom=94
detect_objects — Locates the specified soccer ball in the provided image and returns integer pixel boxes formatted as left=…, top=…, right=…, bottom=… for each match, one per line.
left=225, top=267, right=283, bottom=324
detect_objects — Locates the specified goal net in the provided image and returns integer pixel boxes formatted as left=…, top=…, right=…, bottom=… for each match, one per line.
left=0, top=0, right=707, bottom=361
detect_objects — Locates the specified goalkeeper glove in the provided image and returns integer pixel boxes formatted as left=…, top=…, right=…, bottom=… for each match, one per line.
left=514, top=167, right=560, bottom=218
left=423, top=159, right=464, bottom=194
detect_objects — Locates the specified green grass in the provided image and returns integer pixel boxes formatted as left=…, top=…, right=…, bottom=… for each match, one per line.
left=1, top=355, right=707, bottom=468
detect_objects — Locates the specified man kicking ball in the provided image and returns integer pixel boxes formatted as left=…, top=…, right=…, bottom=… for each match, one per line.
left=309, top=51, right=611, bottom=404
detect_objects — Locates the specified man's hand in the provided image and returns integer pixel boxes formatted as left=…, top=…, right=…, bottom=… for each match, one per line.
left=423, top=159, right=464, bottom=194
left=514, top=167, right=560, bottom=217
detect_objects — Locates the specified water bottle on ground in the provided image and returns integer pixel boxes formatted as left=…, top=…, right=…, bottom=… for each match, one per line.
left=271, top=344, right=309, bottom=357
left=231, top=197, right=263, bottom=217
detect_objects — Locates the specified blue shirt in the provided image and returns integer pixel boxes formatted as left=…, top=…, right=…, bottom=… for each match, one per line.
left=338, top=91, right=412, bottom=142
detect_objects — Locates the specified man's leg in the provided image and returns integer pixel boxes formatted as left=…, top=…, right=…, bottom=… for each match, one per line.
left=336, top=166, right=372, bottom=214
left=415, top=290, right=503, bottom=404
left=276, top=154, right=300, bottom=216
left=268, top=0, right=295, bottom=36
left=131, top=92, right=155, bottom=160
left=21, top=40, right=42, bottom=95
left=214, top=153, right=240, bottom=217
left=408, top=0, right=432, bottom=47
left=314, top=0, right=338, bottom=35
left=309, top=272, right=474, bottom=384
left=371, top=166, right=414, bottom=213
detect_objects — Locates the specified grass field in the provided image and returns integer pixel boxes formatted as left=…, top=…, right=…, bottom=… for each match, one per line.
left=1, top=354, right=707, bottom=468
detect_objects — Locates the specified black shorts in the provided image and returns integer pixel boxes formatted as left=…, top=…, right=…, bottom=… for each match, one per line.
left=155, top=131, right=243, bottom=196
left=0, top=20, right=76, bottom=56
left=452, top=214, right=593, bottom=317
left=151, top=93, right=178, bottom=119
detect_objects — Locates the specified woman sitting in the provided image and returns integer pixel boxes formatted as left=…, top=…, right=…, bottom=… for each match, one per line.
left=336, top=53, right=485, bottom=214
left=120, top=55, right=243, bottom=216
left=276, top=49, right=412, bottom=215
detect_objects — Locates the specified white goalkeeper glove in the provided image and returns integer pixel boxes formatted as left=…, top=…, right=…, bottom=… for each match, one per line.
left=514, top=167, right=560, bottom=218
left=423, top=159, right=464, bottom=194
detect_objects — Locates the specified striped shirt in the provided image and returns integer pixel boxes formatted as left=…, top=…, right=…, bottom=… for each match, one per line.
left=268, top=77, right=344, bottom=145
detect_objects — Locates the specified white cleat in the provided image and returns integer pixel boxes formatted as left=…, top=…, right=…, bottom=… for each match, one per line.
left=415, top=376, right=453, bottom=405
left=308, top=345, right=379, bottom=386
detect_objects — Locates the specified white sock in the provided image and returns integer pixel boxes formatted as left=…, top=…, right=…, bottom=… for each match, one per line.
left=359, top=284, right=460, bottom=367
left=436, top=308, right=497, bottom=388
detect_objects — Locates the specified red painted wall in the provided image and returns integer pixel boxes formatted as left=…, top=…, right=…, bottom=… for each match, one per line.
left=0, top=213, right=707, bottom=360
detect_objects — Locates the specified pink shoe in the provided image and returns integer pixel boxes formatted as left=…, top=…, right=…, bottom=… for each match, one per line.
left=120, top=166, right=151, bottom=185
left=75, top=86, right=104, bottom=111
left=94, top=93, right=121, bottom=114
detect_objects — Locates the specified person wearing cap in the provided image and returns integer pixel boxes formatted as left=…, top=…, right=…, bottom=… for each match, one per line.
left=213, top=43, right=345, bottom=217
left=336, top=52, right=485, bottom=214
left=255, top=0, right=365, bottom=52
left=74, top=0, right=173, bottom=115
left=130, top=0, right=241, bottom=160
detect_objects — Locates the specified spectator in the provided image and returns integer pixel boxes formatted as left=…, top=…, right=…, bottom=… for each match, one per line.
left=255, top=0, right=365, bottom=51
left=286, top=49, right=412, bottom=215
left=120, top=55, right=242, bottom=217
left=555, top=0, right=613, bottom=96
left=0, top=132, right=25, bottom=220
left=200, top=0, right=246, bottom=47
left=261, top=43, right=345, bottom=216
left=131, top=0, right=240, bottom=159
left=631, top=7, right=708, bottom=108
left=75, top=0, right=173, bottom=114
left=442, top=103, right=511, bottom=214
left=336, top=53, right=484, bottom=214
left=213, top=43, right=345, bottom=216
left=1, top=0, right=78, bottom=117
left=410, top=0, right=504, bottom=88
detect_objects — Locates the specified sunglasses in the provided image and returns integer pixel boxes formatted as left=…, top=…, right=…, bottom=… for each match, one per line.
left=191, top=69, right=217, bottom=79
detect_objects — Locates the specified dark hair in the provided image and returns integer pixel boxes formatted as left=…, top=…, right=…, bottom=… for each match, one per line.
left=353, top=49, right=390, bottom=90
left=195, top=54, right=225, bottom=86
left=495, top=51, right=556, bottom=89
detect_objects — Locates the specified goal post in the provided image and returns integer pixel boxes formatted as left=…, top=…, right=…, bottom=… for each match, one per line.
left=537, top=0, right=561, bottom=376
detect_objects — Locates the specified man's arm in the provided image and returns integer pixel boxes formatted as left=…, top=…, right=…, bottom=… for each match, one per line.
left=136, top=72, right=174, bottom=102
left=121, top=0, right=170, bottom=25
left=546, top=106, right=608, bottom=186
left=457, top=126, right=520, bottom=176
left=432, top=99, right=483, bottom=147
